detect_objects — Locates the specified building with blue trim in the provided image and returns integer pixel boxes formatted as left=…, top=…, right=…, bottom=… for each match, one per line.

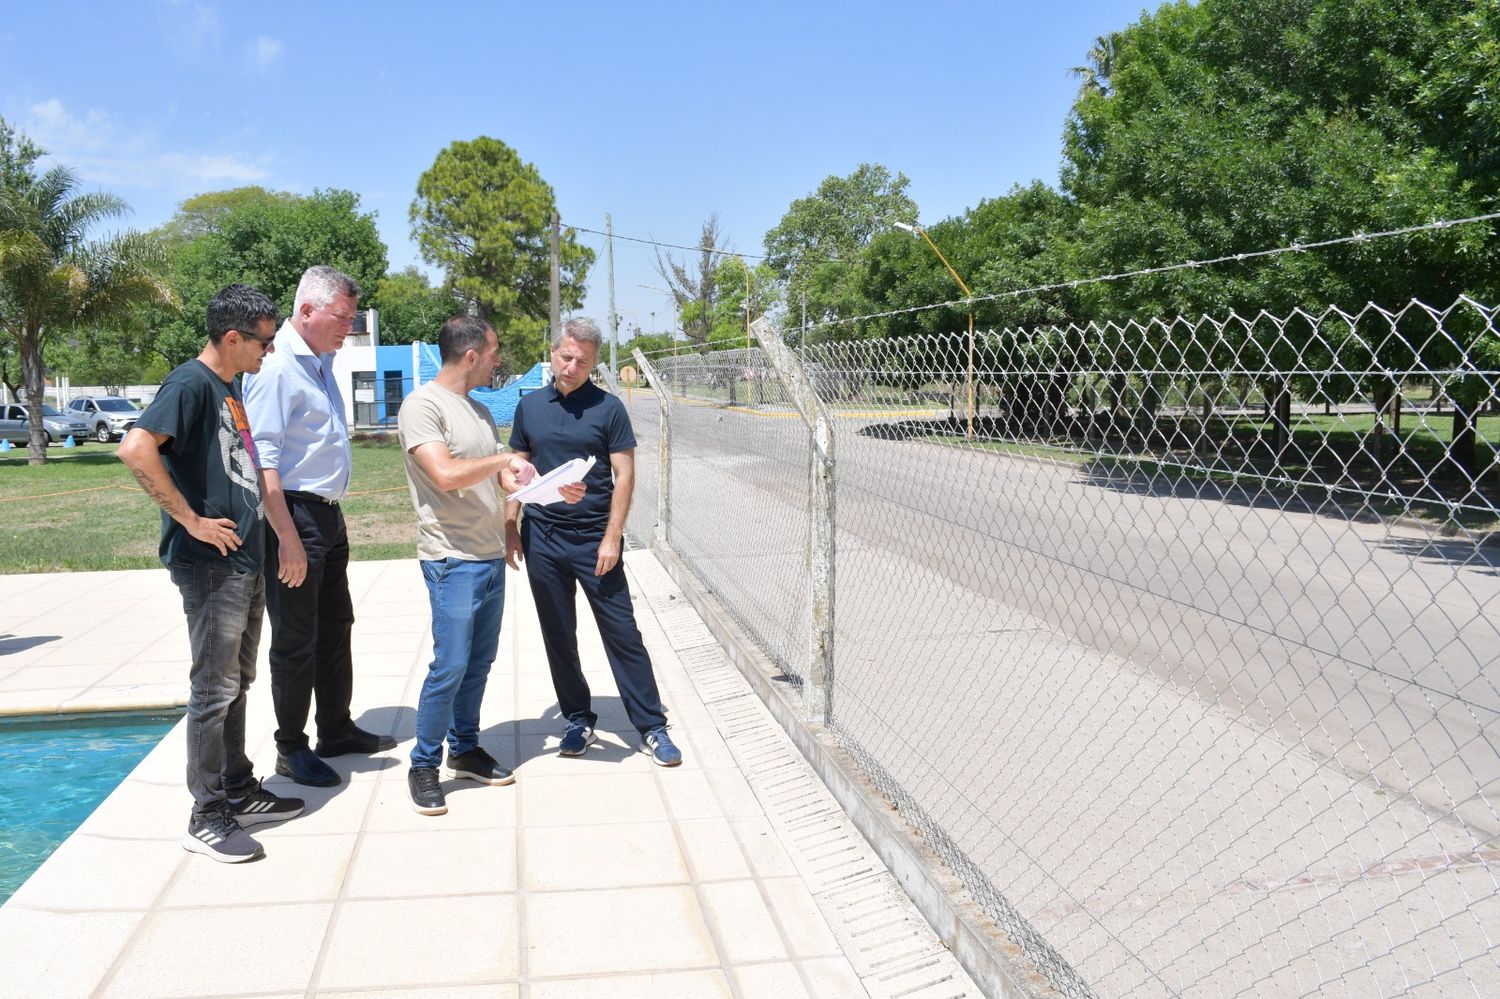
left=330, top=342, right=548, bottom=430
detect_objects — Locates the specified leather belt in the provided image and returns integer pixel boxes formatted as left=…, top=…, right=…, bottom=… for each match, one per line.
left=285, top=490, right=340, bottom=507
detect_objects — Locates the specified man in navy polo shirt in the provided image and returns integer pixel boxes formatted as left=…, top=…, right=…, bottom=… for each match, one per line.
left=505, top=317, right=682, bottom=767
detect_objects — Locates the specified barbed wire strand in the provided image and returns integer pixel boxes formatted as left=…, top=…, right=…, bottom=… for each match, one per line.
left=806, top=211, right=1500, bottom=331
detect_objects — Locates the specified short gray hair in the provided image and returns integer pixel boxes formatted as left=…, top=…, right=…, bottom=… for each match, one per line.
left=553, top=316, right=603, bottom=351
left=294, top=265, right=361, bottom=312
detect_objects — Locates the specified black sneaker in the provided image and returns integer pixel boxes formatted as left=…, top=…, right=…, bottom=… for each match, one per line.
left=275, top=747, right=341, bottom=787
left=183, top=804, right=264, bottom=863
left=445, top=746, right=516, bottom=786
left=228, top=779, right=305, bottom=827
left=315, top=725, right=398, bottom=758
left=408, top=766, right=447, bottom=815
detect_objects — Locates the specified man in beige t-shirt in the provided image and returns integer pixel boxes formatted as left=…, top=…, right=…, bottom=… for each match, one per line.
left=397, top=315, right=575, bottom=816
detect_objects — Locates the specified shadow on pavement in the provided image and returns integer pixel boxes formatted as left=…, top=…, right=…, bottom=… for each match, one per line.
left=0, top=634, right=62, bottom=656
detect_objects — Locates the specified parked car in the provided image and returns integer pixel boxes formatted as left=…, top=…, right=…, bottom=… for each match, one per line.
left=0, top=405, right=27, bottom=445
left=65, top=395, right=142, bottom=442
left=0, top=403, right=93, bottom=446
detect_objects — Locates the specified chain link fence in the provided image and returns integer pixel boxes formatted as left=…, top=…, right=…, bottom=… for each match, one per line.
left=624, top=356, right=814, bottom=680
left=622, top=298, right=1500, bottom=998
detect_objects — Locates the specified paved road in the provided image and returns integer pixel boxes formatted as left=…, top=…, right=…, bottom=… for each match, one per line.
left=624, top=390, right=1500, bottom=998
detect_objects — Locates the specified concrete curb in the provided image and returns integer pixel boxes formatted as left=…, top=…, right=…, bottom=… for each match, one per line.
left=652, top=542, right=1059, bottom=999
left=0, top=697, right=188, bottom=718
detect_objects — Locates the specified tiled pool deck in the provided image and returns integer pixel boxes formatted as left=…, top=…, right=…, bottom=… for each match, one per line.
left=0, top=554, right=978, bottom=998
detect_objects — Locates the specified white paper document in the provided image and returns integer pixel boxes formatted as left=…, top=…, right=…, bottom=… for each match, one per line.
left=509, top=455, right=596, bottom=505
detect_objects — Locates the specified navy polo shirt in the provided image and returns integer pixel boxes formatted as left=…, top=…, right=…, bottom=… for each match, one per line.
left=509, top=380, right=636, bottom=530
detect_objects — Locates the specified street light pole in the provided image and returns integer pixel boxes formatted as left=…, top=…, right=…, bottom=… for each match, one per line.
left=893, top=222, right=976, bottom=440
left=606, top=213, right=617, bottom=376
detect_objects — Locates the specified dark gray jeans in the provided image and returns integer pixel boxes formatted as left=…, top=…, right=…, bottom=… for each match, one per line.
left=169, top=559, right=263, bottom=814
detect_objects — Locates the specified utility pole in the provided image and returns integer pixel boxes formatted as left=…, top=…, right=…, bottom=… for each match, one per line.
left=549, top=211, right=561, bottom=344
left=606, top=212, right=617, bottom=376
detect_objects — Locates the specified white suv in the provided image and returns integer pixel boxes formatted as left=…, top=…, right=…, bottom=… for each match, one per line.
left=66, top=396, right=142, bottom=442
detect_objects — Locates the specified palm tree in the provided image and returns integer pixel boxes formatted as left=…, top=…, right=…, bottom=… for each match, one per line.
left=0, top=165, right=174, bottom=464
left=1069, top=33, right=1121, bottom=99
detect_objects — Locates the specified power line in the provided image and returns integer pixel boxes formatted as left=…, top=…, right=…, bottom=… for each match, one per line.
left=564, top=223, right=768, bottom=259
left=810, top=211, right=1500, bottom=330
left=564, top=221, right=846, bottom=266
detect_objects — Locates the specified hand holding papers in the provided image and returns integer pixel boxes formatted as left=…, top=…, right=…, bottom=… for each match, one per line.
left=509, top=456, right=595, bottom=505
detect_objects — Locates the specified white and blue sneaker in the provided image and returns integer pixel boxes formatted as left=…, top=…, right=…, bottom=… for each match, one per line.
left=642, top=726, right=683, bottom=767
left=558, top=720, right=597, bottom=757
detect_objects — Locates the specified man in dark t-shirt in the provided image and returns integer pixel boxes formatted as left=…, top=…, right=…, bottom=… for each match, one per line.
left=120, top=284, right=303, bottom=864
left=505, top=317, right=683, bottom=767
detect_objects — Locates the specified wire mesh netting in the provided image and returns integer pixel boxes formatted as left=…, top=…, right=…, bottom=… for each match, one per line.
left=621, top=380, right=659, bottom=552
left=624, top=354, right=813, bottom=679
left=623, top=298, right=1500, bottom=998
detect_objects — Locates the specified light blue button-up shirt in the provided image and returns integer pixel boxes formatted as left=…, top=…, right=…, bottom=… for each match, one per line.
left=243, top=319, right=352, bottom=500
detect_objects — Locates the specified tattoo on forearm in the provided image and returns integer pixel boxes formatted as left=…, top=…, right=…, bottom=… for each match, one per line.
left=130, top=466, right=188, bottom=519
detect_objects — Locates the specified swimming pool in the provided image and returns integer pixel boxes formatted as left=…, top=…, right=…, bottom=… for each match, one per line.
left=0, top=709, right=183, bottom=904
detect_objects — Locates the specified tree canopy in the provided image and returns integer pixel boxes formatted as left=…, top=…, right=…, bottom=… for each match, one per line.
left=763, top=164, right=918, bottom=328
left=409, top=137, right=593, bottom=372
left=0, top=118, right=174, bottom=463
left=1061, top=0, right=1497, bottom=319
left=370, top=265, right=458, bottom=345
left=150, top=186, right=388, bottom=367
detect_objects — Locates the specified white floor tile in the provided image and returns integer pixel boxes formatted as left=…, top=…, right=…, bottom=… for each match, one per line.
left=523, top=820, right=688, bottom=891
left=317, top=895, right=518, bottom=989
left=525, top=885, right=716, bottom=977
left=346, top=827, right=517, bottom=897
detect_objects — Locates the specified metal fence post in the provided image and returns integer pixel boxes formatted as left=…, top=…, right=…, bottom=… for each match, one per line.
left=594, top=362, right=619, bottom=394
left=631, top=349, right=672, bottom=548
left=750, top=317, right=834, bottom=724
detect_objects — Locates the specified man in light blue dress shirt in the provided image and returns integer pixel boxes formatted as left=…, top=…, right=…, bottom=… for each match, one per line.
left=244, top=265, right=395, bottom=788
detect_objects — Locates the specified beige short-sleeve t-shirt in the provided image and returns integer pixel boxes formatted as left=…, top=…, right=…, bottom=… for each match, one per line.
left=397, top=381, right=504, bottom=561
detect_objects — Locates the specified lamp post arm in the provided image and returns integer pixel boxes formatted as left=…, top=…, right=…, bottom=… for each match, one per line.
left=917, top=229, right=972, bottom=299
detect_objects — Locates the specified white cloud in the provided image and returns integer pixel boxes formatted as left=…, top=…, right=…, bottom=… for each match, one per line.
left=248, top=35, right=283, bottom=71
left=26, top=98, right=112, bottom=149
left=159, top=153, right=269, bottom=184
left=156, top=1, right=222, bottom=63
left=20, top=98, right=269, bottom=193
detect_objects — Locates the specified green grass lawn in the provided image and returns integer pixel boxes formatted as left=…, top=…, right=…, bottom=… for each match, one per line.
left=0, top=433, right=430, bottom=574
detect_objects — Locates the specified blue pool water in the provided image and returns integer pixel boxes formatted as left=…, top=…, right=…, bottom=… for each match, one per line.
left=0, top=710, right=182, bottom=903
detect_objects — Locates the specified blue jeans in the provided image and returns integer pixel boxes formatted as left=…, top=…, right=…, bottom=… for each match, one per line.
left=412, top=557, right=505, bottom=769
left=168, top=559, right=263, bottom=814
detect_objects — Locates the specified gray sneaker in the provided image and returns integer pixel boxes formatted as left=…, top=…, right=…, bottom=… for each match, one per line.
left=228, top=779, right=304, bottom=827
left=183, top=804, right=264, bottom=863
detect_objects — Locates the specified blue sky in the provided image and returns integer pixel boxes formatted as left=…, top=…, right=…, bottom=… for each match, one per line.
left=2, top=1, right=1152, bottom=340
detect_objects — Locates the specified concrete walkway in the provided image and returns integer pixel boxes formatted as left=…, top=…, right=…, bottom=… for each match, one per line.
left=0, top=554, right=978, bottom=998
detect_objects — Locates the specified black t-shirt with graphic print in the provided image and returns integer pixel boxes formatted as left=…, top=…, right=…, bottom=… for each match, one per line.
left=135, top=359, right=265, bottom=572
